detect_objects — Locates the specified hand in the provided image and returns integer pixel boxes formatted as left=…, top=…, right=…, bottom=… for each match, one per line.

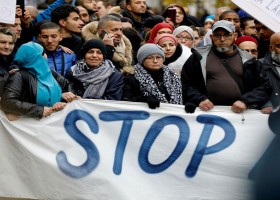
left=16, top=5, right=23, bottom=17
left=199, top=99, right=214, bottom=111
left=231, top=100, right=247, bottom=113
left=184, top=102, right=196, bottom=113
left=60, top=45, right=74, bottom=54
left=6, top=113, right=21, bottom=121
left=9, top=68, right=19, bottom=75
left=102, top=33, right=114, bottom=47
left=146, top=96, right=160, bottom=109
left=52, top=102, right=67, bottom=112
left=261, top=106, right=273, bottom=114
left=62, top=92, right=78, bottom=102
left=165, top=18, right=175, bottom=27
left=43, top=107, right=53, bottom=117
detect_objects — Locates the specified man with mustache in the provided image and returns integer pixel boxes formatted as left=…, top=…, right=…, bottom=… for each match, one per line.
left=181, top=20, right=271, bottom=113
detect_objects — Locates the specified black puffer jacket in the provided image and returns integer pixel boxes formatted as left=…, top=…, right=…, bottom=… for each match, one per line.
left=1, top=69, right=73, bottom=119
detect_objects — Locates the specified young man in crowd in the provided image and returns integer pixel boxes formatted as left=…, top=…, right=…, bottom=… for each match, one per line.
left=38, top=22, right=77, bottom=76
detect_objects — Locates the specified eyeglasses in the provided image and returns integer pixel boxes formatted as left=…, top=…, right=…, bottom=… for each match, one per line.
left=145, top=55, right=163, bottom=61
left=243, top=49, right=258, bottom=54
left=213, top=33, right=234, bottom=40
left=176, top=36, right=193, bottom=41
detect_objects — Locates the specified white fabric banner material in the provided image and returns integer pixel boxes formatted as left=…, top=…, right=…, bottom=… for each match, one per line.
left=0, top=100, right=275, bottom=200
left=231, top=0, right=280, bottom=32
left=0, top=0, right=16, bottom=24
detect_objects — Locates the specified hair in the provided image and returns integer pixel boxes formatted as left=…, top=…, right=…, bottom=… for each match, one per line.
left=125, top=0, right=131, bottom=5
left=97, top=15, right=121, bottom=30
left=240, top=17, right=254, bottom=30
left=97, top=0, right=113, bottom=8
left=219, top=10, right=238, bottom=20
left=51, top=5, right=80, bottom=25
left=75, top=0, right=85, bottom=6
left=0, top=26, right=17, bottom=43
left=39, top=22, right=61, bottom=33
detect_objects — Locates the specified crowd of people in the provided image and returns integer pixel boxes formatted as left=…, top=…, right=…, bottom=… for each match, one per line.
left=0, top=0, right=278, bottom=121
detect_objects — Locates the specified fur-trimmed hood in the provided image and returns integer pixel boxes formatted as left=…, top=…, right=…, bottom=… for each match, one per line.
left=81, top=21, right=134, bottom=74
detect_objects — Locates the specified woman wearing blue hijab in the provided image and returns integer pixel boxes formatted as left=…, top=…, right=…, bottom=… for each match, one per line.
left=1, top=42, right=76, bottom=120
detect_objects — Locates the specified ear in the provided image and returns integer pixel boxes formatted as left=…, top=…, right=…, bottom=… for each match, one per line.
left=210, top=34, right=213, bottom=40
left=59, top=19, right=66, bottom=27
left=38, top=34, right=42, bottom=41
left=97, top=28, right=102, bottom=35
left=233, top=32, right=238, bottom=41
left=126, top=5, right=132, bottom=11
left=269, top=45, right=273, bottom=52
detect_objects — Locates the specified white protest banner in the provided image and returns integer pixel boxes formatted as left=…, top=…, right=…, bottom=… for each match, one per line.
left=231, top=0, right=280, bottom=33
left=0, top=0, right=16, bottom=24
left=0, top=100, right=275, bottom=200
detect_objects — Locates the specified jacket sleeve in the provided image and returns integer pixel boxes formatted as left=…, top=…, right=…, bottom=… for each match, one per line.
left=181, top=51, right=208, bottom=106
left=1, top=72, right=44, bottom=119
left=104, top=70, right=124, bottom=100
left=51, top=69, right=74, bottom=93
left=240, top=59, right=272, bottom=109
left=122, top=74, right=146, bottom=102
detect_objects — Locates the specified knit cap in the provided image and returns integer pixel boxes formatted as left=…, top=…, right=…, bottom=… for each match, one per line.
left=173, top=25, right=195, bottom=41
left=154, top=33, right=178, bottom=46
left=137, top=44, right=165, bottom=65
left=80, top=39, right=106, bottom=58
left=235, top=36, right=258, bottom=46
left=147, top=22, right=174, bottom=43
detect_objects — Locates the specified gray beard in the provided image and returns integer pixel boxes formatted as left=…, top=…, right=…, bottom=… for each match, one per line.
left=215, top=43, right=234, bottom=53
left=271, top=51, right=280, bottom=64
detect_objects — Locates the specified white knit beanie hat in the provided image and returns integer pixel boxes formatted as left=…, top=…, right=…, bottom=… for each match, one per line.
left=137, top=44, right=165, bottom=65
left=173, top=25, right=195, bottom=41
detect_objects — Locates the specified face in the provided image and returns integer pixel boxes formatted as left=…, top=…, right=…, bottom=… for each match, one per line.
left=204, top=21, right=214, bottom=30
left=103, top=21, right=123, bottom=46
left=85, top=48, right=104, bottom=68
left=77, top=6, right=90, bottom=25
left=143, top=54, right=163, bottom=71
left=193, top=30, right=201, bottom=47
left=39, top=28, right=62, bottom=51
left=159, top=40, right=176, bottom=58
left=62, top=12, right=84, bottom=33
left=96, top=1, right=109, bottom=19
left=270, top=34, right=280, bottom=55
left=174, top=6, right=184, bottom=25
left=5, top=18, right=22, bottom=39
left=157, top=28, right=173, bottom=36
left=82, top=0, right=97, bottom=12
left=211, top=28, right=237, bottom=54
left=242, top=20, right=257, bottom=37
left=127, top=0, right=147, bottom=14
left=221, top=13, right=240, bottom=32
left=176, top=31, right=193, bottom=48
left=0, top=33, right=15, bottom=56
left=256, top=23, right=274, bottom=41
left=238, top=41, right=258, bottom=58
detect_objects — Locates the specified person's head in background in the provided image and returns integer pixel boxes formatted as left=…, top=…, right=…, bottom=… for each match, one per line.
left=240, top=17, right=257, bottom=37
left=214, top=6, right=230, bottom=22
left=173, top=26, right=194, bottom=48
left=121, top=17, right=134, bottom=29
left=76, top=6, right=90, bottom=25
left=75, top=0, right=97, bottom=15
left=147, top=22, right=174, bottom=43
left=191, top=26, right=201, bottom=47
left=0, top=17, right=22, bottom=39
left=0, top=27, right=17, bottom=57
left=235, top=36, right=259, bottom=58
left=204, top=16, right=214, bottom=30
left=255, top=20, right=274, bottom=41
left=269, top=32, right=280, bottom=64
left=38, top=22, right=62, bottom=52
left=125, top=0, right=147, bottom=20
left=25, top=6, right=39, bottom=21
left=95, top=0, right=113, bottom=20
left=219, top=10, right=241, bottom=36
left=143, top=15, right=165, bottom=34
left=51, top=5, right=84, bottom=36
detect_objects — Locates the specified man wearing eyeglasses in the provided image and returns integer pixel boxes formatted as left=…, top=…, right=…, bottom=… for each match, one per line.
left=259, top=33, right=280, bottom=114
left=181, top=20, right=271, bottom=113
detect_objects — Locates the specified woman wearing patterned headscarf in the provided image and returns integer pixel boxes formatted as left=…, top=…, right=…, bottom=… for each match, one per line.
left=122, top=43, right=182, bottom=109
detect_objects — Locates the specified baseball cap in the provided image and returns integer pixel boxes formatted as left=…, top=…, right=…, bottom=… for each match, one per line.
left=212, top=20, right=235, bottom=32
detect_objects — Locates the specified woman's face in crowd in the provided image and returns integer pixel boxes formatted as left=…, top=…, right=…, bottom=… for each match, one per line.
left=143, top=54, right=163, bottom=71
left=159, top=40, right=177, bottom=58
left=85, top=48, right=104, bottom=68
left=175, top=6, right=184, bottom=25
left=156, top=28, right=173, bottom=36
left=176, top=31, right=193, bottom=48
